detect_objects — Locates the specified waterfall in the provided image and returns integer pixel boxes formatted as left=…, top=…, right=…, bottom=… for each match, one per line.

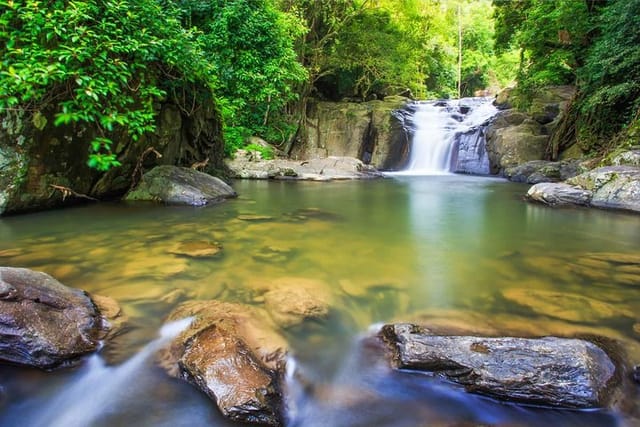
left=25, top=317, right=193, bottom=427
left=401, top=97, right=497, bottom=175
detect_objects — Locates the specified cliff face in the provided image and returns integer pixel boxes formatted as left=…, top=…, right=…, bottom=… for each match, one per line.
left=0, top=101, right=224, bottom=215
left=291, top=96, right=411, bottom=171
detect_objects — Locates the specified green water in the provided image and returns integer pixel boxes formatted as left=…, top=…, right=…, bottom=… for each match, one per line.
left=0, top=176, right=638, bottom=426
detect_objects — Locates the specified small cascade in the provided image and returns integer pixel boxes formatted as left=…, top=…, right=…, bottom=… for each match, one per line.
left=26, top=318, right=193, bottom=427
left=401, top=97, right=497, bottom=175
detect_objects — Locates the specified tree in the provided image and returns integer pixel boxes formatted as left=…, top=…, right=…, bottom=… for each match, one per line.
left=0, top=0, right=214, bottom=170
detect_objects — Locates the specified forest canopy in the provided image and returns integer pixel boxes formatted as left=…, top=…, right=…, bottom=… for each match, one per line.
left=1, top=0, right=638, bottom=165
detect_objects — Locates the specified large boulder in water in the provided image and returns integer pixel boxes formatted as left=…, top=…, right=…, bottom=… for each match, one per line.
left=0, top=267, right=112, bottom=368
left=125, top=165, right=237, bottom=206
left=527, top=165, right=640, bottom=212
left=504, top=159, right=584, bottom=184
left=379, top=324, right=617, bottom=409
left=158, top=300, right=288, bottom=426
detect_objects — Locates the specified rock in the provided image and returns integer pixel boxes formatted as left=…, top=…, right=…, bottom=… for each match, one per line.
left=1, top=102, right=224, bottom=215
left=505, top=159, right=583, bottom=183
left=251, top=277, right=334, bottom=328
left=159, top=300, right=288, bottom=426
left=549, top=166, right=640, bottom=213
left=452, top=126, right=491, bottom=175
left=125, top=165, right=236, bottom=206
left=611, top=150, right=640, bottom=167
left=0, top=267, right=110, bottom=368
left=525, top=182, right=592, bottom=206
left=168, top=240, right=222, bottom=258
left=493, top=87, right=514, bottom=110
left=486, top=112, right=549, bottom=174
left=226, top=156, right=384, bottom=181
left=380, top=323, right=616, bottom=408
left=501, top=288, right=634, bottom=322
left=633, top=366, right=640, bottom=384
left=263, top=285, right=330, bottom=328
left=291, top=98, right=411, bottom=170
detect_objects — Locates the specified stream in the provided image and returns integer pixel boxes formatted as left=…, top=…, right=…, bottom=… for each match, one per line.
left=0, top=176, right=638, bottom=426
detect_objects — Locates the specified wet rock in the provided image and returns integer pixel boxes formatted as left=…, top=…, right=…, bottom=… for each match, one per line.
left=525, top=182, right=592, bottom=207
left=380, top=323, right=616, bottom=408
left=502, top=288, right=634, bottom=322
left=125, top=165, right=237, bottom=206
left=0, top=267, right=110, bottom=368
left=168, top=240, right=222, bottom=258
left=159, top=300, right=288, bottom=426
left=633, top=366, right=640, bottom=384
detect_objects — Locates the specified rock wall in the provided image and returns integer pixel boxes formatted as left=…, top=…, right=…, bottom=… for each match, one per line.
left=0, top=101, right=224, bottom=215
left=486, top=85, right=576, bottom=174
left=291, top=96, right=411, bottom=170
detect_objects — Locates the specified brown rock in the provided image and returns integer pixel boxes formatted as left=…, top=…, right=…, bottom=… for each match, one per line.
left=168, top=240, right=222, bottom=258
left=0, top=267, right=109, bottom=368
left=159, top=300, right=288, bottom=425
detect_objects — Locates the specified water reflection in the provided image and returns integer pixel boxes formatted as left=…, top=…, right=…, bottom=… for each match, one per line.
left=0, top=177, right=638, bottom=426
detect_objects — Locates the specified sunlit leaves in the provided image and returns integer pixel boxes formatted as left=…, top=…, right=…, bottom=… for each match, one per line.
left=0, top=0, right=215, bottom=170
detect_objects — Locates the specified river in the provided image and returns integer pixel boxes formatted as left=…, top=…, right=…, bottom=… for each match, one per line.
left=0, top=176, right=638, bottom=426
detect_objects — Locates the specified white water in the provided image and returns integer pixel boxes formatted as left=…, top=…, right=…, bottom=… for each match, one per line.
left=25, top=317, right=193, bottom=427
left=399, top=97, right=497, bottom=175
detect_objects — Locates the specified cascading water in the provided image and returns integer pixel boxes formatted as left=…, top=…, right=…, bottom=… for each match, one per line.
left=401, top=97, right=498, bottom=175
left=17, top=317, right=193, bottom=427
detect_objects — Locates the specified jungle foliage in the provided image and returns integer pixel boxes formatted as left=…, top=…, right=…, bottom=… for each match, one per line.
left=0, top=0, right=214, bottom=170
left=493, top=0, right=640, bottom=153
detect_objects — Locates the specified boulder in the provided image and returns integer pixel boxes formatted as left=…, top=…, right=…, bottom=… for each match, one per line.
left=525, top=182, right=592, bottom=206
left=226, top=156, right=383, bottom=181
left=0, top=267, right=111, bottom=368
left=528, top=166, right=640, bottom=213
left=0, top=102, right=224, bottom=215
left=125, top=165, right=236, bottom=206
left=505, top=159, right=583, bottom=183
left=291, top=97, right=411, bottom=170
left=158, top=300, right=288, bottom=426
left=485, top=112, right=549, bottom=174
left=380, top=324, right=616, bottom=409
left=611, top=149, right=640, bottom=167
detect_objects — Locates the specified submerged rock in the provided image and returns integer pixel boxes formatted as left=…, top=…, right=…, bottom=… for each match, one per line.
left=380, top=323, right=616, bottom=408
left=159, top=300, right=288, bottom=426
left=168, top=240, right=222, bottom=258
left=0, top=267, right=111, bottom=368
left=501, top=288, right=635, bottom=322
left=125, top=165, right=237, bottom=206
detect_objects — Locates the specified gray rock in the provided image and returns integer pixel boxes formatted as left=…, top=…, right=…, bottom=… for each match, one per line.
left=567, top=166, right=640, bottom=212
left=159, top=300, right=288, bottom=426
left=526, top=182, right=592, bottom=206
left=611, top=150, right=640, bottom=167
left=226, top=156, right=383, bottom=181
left=486, top=113, right=548, bottom=174
left=505, top=160, right=583, bottom=184
left=0, top=267, right=110, bottom=368
left=452, top=126, right=491, bottom=175
left=380, top=324, right=616, bottom=408
left=125, top=165, right=236, bottom=206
